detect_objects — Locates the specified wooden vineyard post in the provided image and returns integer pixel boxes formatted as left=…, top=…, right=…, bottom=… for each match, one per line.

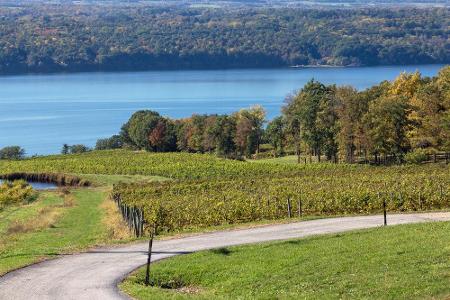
left=383, top=197, right=387, bottom=226
left=287, top=197, right=292, bottom=218
left=145, top=223, right=156, bottom=286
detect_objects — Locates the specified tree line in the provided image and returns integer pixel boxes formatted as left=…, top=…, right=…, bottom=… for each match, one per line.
left=94, top=66, right=449, bottom=163
left=0, top=4, right=448, bottom=74
left=108, top=105, right=266, bottom=159
left=279, top=67, right=450, bottom=163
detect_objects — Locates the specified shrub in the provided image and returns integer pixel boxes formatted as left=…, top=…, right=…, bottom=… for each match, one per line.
left=0, top=180, right=37, bottom=209
left=405, top=149, right=428, bottom=164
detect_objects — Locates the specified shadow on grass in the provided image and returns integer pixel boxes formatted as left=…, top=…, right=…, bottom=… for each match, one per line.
left=210, top=247, right=232, bottom=256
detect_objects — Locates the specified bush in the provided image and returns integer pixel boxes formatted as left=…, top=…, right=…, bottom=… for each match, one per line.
left=0, top=146, right=25, bottom=160
left=405, top=149, right=428, bottom=164
left=0, top=180, right=37, bottom=209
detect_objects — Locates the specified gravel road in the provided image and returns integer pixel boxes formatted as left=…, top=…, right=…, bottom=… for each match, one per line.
left=1, top=212, right=449, bottom=300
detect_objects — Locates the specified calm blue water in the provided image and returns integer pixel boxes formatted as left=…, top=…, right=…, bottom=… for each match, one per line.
left=0, top=179, right=58, bottom=190
left=0, top=65, right=445, bottom=155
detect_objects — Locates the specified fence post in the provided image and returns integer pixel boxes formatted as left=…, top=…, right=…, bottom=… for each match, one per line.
left=287, top=197, right=292, bottom=218
left=298, top=199, right=302, bottom=218
left=145, top=223, right=156, bottom=286
left=139, top=208, right=144, bottom=237
left=383, top=197, right=387, bottom=226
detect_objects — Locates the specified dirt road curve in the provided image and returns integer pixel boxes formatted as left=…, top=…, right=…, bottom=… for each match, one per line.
left=1, top=212, right=449, bottom=300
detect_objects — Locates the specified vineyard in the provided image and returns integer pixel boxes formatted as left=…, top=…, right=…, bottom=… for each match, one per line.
left=2, top=150, right=449, bottom=234
left=0, top=150, right=355, bottom=180
left=112, top=163, right=450, bottom=234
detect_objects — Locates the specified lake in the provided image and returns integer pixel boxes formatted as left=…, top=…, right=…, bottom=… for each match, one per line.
left=0, top=64, right=445, bottom=155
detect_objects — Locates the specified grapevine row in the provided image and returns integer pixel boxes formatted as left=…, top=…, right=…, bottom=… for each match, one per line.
left=113, top=165, right=450, bottom=234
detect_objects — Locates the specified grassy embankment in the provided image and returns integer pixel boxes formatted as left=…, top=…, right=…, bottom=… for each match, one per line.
left=0, top=189, right=111, bottom=275
left=121, top=221, right=450, bottom=300
left=0, top=175, right=169, bottom=275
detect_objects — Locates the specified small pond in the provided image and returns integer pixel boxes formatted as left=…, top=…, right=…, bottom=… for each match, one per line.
left=0, top=179, right=58, bottom=190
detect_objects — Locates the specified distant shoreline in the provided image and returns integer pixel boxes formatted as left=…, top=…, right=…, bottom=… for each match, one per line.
left=290, top=64, right=345, bottom=68
left=0, top=63, right=447, bottom=78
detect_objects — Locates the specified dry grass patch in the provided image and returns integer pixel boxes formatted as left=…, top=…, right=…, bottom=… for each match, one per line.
left=6, top=205, right=61, bottom=234
left=4, top=191, right=70, bottom=235
left=101, top=198, right=131, bottom=240
left=176, top=286, right=203, bottom=295
left=61, top=193, right=76, bottom=207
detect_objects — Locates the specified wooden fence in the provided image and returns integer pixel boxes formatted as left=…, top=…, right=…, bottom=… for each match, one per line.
left=112, top=192, right=145, bottom=237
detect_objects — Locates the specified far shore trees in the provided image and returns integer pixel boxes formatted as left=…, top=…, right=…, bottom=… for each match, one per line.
left=0, top=5, right=447, bottom=74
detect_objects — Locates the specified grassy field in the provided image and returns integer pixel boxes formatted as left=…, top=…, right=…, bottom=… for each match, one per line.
left=121, top=221, right=450, bottom=300
left=0, top=189, right=118, bottom=275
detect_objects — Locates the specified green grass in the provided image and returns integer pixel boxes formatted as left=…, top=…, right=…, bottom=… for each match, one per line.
left=121, top=221, right=450, bottom=300
left=250, top=155, right=301, bottom=164
left=0, top=189, right=109, bottom=275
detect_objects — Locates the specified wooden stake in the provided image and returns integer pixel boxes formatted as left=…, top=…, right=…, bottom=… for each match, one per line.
left=145, top=224, right=156, bottom=286
left=287, top=197, right=292, bottom=218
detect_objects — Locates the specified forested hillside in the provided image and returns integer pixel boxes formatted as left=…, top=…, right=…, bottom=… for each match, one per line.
left=0, top=3, right=448, bottom=74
